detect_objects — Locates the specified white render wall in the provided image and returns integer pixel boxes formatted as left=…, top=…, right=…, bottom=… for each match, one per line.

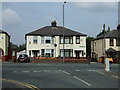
left=26, top=35, right=86, bottom=57
left=0, top=33, right=9, bottom=56
left=91, top=38, right=120, bottom=58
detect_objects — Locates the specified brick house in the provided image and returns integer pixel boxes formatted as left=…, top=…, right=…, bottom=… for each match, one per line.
left=0, top=30, right=10, bottom=61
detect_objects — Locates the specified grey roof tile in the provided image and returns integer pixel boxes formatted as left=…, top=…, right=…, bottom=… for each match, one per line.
left=25, top=26, right=87, bottom=36
left=93, top=29, right=120, bottom=40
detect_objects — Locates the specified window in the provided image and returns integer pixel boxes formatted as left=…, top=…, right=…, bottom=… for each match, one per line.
left=60, top=49, right=73, bottom=57
left=41, top=36, right=44, bottom=43
left=46, top=40, right=50, bottom=43
left=116, top=38, right=120, bottom=46
left=51, top=37, right=54, bottom=44
left=33, top=36, right=38, bottom=44
left=51, top=49, right=54, bottom=57
left=76, top=36, right=80, bottom=44
left=70, top=37, right=73, bottom=44
left=33, top=40, right=37, bottom=44
left=41, top=49, right=54, bottom=57
left=45, top=36, right=51, bottom=43
left=41, top=49, right=44, bottom=55
left=60, top=36, right=73, bottom=44
left=29, top=50, right=31, bottom=56
left=41, top=36, right=54, bottom=44
left=60, top=49, right=63, bottom=57
left=65, top=49, right=70, bottom=57
left=110, top=38, right=114, bottom=46
left=65, top=37, right=69, bottom=44
left=60, top=37, right=64, bottom=44
left=70, top=49, right=73, bottom=57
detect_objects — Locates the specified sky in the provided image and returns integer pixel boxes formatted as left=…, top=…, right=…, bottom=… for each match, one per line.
left=0, top=1, right=118, bottom=45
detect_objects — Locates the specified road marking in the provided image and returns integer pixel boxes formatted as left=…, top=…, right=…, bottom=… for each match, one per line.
left=62, top=71, right=71, bottom=75
left=75, top=70, right=81, bottom=72
left=1, top=78, right=40, bottom=90
left=112, top=75, right=119, bottom=78
left=37, top=71, right=41, bottom=72
left=33, top=71, right=38, bottom=72
left=13, top=71, right=18, bottom=73
left=87, top=70, right=104, bottom=75
left=73, top=76, right=91, bottom=86
left=95, top=71, right=104, bottom=75
left=33, top=70, right=41, bottom=72
left=88, top=70, right=95, bottom=72
left=23, top=71, right=30, bottom=73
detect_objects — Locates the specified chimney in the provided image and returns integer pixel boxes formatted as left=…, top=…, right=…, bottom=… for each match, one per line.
left=117, top=24, right=120, bottom=30
left=51, top=20, right=57, bottom=27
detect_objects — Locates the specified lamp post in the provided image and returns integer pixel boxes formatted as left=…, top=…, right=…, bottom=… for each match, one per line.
left=63, top=1, right=66, bottom=63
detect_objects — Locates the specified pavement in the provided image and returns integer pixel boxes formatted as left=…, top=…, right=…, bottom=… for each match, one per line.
left=1, top=62, right=120, bottom=89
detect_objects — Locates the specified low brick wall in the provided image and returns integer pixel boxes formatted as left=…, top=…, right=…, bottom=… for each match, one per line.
left=32, top=58, right=90, bottom=64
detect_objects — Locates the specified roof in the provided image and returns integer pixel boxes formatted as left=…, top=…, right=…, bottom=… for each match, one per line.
left=10, top=42, right=18, bottom=49
left=93, top=29, right=120, bottom=40
left=25, top=26, right=87, bottom=37
left=0, top=30, right=10, bottom=37
left=106, top=48, right=117, bottom=53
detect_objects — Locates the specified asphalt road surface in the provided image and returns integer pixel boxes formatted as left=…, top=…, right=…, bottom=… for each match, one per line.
left=1, top=62, right=119, bottom=89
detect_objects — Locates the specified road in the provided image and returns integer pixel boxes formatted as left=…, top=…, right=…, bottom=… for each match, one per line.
left=2, top=62, right=119, bottom=89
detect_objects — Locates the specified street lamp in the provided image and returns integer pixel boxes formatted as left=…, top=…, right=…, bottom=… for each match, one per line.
left=63, top=1, right=66, bottom=63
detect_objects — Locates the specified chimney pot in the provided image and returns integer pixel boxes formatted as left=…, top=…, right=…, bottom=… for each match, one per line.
left=51, top=20, right=57, bottom=27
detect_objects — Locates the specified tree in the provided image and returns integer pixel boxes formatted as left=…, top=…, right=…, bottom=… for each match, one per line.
left=97, top=24, right=111, bottom=37
left=86, top=37, right=94, bottom=58
left=17, top=44, right=26, bottom=51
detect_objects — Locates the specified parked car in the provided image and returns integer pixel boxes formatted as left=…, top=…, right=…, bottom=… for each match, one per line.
left=18, top=54, right=30, bottom=63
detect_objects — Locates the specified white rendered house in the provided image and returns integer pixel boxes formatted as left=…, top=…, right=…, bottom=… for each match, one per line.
left=25, top=21, right=87, bottom=58
left=91, top=25, right=120, bottom=61
left=0, top=30, right=10, bottom=61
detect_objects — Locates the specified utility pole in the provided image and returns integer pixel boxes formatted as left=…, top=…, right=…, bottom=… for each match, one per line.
left=63, top=1, right=66, bottom=63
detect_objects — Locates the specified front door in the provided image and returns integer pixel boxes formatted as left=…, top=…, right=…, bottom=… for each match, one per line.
left=32, top=50, right=39, bottom=57
left=75, top=51, right=80, bottom=59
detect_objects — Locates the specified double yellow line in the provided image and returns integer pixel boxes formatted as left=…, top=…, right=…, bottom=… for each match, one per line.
left=0, top=78, right=40, bottom=90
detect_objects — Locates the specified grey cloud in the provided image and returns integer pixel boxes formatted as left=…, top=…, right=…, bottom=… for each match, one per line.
left=2, top=8, right=21, bottom=27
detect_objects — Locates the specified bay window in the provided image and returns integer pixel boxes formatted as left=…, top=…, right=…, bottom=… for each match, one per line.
left=60, top=49, right=73, bottom=57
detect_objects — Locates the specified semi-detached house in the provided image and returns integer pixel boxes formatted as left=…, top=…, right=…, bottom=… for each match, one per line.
left=25, top=21, right=87, bottom=59
left=91, top=25, right=120, bottom=62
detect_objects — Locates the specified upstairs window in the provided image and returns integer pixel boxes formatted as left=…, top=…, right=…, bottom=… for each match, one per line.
left=65, top=37, right=69, bottom=44
left=60, top=37, right=64, bottom=44
left=76, top=36, right=80, bottom=44
left=33, top=36, right=38, bottom=44
left=60, top=36, right=73, bottom=44
left=45, top=36, right=51, bottom=43
left=41, top=36, right=54, bottom=44
left=110, top=38, right=114, bottom=46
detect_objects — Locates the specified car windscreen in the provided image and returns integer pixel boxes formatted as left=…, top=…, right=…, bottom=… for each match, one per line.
left=19, top=54, right=28, bottom=58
